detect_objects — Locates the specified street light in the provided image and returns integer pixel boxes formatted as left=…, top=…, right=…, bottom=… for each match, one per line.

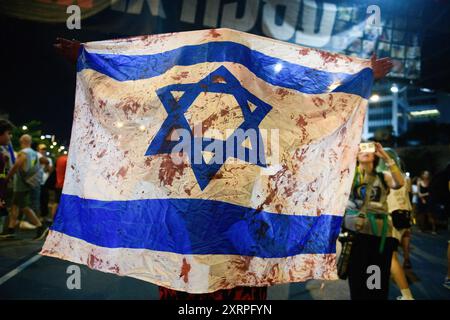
left=40, top=135, right=45, bottom=140
left=52, top=142, right=57, bottom=146
left=390, top=84, right=399, bottom=93
left=369, top=94, right=380, bottom=102
left=22, top=125, right=28, bottom=130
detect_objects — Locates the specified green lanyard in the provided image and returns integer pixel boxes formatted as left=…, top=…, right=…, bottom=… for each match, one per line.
left=367, top=213, right=388, bottom=254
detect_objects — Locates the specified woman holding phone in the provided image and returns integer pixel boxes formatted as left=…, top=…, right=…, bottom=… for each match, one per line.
left=344, top=142, right=405, bottom=300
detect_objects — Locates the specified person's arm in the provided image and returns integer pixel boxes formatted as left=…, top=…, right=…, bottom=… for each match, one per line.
left=54, top=38, right=82, bottom=64
left=5, top=153, right=26, bottom=182
left=374, top=142, right=404, bottom=189
left=371, top=54, right=393, bottom=80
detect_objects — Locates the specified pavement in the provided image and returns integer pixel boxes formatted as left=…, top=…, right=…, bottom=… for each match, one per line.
left=0, top=224, right=449, bottom=300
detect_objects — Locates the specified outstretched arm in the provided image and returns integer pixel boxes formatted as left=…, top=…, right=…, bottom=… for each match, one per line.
left=54, top=37, right=82, bottom=64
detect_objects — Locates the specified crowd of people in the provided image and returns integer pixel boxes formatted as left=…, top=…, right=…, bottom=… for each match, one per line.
left=0, top=119, right=68, bottom=240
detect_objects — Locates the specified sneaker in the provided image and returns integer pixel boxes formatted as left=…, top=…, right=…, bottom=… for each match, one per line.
left=19, top=220, right=38, bottom=230
left=0, top=228, right=16, bottom=239
left=444, top=278, right=450, bottom=290
left=396, top=295, right=414, bottom=300
left=33, top=226, right=49, bottom=241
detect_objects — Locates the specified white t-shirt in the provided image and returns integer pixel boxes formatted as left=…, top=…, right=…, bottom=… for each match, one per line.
left=411, top=184, right=418, bottom=204
left=37, top=153, right=53, bottom=185
left=387, top=182, right=413, bottom=212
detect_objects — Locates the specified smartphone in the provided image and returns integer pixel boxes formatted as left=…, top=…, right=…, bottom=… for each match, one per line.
left=359, top=142, right=375, bottom=153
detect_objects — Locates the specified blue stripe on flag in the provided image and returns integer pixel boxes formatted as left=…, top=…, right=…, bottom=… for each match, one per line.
left=51, top=194, right=342, bottom=258
left=77, top=42, right=373, bottom=98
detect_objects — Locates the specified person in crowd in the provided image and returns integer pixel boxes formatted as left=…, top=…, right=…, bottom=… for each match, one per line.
left=51, top=152, right=68, bottom=219
left=0, top=134, right=48, bottom=240
left=29, top=142, right=43, bottom=221
left=37, top=144, right=53, bottom=223
left=383, top=150, right=414, bottom=299
left=344, top=142, right=404, bottom=300
left=410, top=177, right=419, bottom=226
left=54, top=37, right=394, bottom=300
left=0, top=120, right=14, bottom=228
left=417, top=170, right=437, bottom=234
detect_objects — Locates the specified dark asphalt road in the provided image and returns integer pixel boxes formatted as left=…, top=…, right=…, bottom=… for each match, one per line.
left=0, top=226, right=449, bottom=300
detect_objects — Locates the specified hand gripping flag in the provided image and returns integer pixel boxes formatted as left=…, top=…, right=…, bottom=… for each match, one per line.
left=41, top=28, right=373, bottom=293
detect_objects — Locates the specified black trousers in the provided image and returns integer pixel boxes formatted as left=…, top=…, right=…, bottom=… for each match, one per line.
left=40, top=185, right=50, bottom=217
left=347, top=233, right=398, bottom=300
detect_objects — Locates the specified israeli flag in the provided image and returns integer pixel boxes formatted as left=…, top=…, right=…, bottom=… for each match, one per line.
left=41, top=28, right=373, bottom=293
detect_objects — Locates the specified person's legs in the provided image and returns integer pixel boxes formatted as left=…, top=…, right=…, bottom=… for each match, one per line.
left=391, top=252, right=413, bottom=299
left=29, top=186, right=41, bottom=218
left=427, top=211, right=437, bottom=233
left=401, top=229, right=412, bottom=268
left=40, top=185, right=49, bottom=219
left=22, top=207, right=42, bottom=227
left=8, top=192, right=24, bottom=229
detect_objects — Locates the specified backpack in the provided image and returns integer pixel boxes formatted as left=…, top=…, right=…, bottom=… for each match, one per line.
left=19, top=153, right=42, bottom=189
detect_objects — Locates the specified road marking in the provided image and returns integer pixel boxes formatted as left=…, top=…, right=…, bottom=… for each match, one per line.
left=0, top=254, right=42, bottom=286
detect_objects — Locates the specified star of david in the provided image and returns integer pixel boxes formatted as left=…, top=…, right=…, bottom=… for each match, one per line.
left=145, top=66, right=273, bottom=190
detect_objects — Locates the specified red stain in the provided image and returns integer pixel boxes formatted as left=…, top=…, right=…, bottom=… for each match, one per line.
left=120, top=98, right=140, bottom=117
left=275, top=204, right=283, bottom=213
left=318, top=51, right=340, bottom=64
left=109, top=264, right=120, bottom=273
left=209, top=29, right=221, bottom=38
left=171, top=71, right=189, bottom=81
left=233, top=256, right=253, bottom=272
left=220, top=107, right=230, bottom=117
left=296, top=116, right=309, bottom=142
left=276, top=88, right=291, bottom=99
left=312, top=97, right=326, bottom=108
left=145, top=158, right=153, bottom=167
left=96, top=149, right=107, bottom=158
left=158, top=154, right=188, bottom=186
left=201, top=113, right=219, bottom=134
left=87, top=253, right=103, bottom=268
left=180, top=258, right=191, bottom=283
left=283, top=182, right=297, bottom=197
left=116, top=166, right=128, bottom=178
left=212, top=75, right=226, bottom=83
left=298, top=48, right=310, bottom=56
left=98, top=99, right=106, bottom=109
left=296, top=115, right=307, bottom=127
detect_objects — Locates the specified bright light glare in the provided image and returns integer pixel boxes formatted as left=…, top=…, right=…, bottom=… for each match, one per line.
left=274, top=63, right=283, bottom=73
left=390, top=85, right=399, bottom=93
left=370, top=94, right=380, bottom=102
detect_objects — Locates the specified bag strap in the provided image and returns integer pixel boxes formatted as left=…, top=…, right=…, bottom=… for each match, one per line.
left=360, top=173, right=376, bottom=214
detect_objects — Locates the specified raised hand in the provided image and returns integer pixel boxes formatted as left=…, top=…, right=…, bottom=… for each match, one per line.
left=54, top=37, right=82, bottom=64
left=371, top=54, right=393, bottom=80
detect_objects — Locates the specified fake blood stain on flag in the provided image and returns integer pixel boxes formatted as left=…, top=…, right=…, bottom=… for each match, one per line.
left=41, top=28, right=373, bottom=293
